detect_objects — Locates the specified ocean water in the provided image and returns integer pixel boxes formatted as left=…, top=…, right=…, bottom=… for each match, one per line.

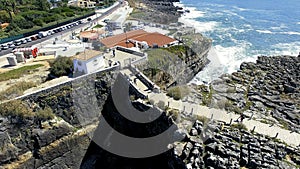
left=175, top=0, right=300, bottom=84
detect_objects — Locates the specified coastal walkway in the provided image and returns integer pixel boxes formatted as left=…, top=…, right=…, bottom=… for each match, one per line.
left=148, top=92, right=300, bottom=146
left=122, top=68, right=300, bottom=146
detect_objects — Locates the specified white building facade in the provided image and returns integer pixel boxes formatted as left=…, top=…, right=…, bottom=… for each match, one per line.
left=73, top=51, right=105, bottom=74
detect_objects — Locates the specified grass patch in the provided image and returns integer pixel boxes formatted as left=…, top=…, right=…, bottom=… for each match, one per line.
left=93, top=24, right=103, bottom=29
left=201, top=85, right=214, bottom=106
left=0, top=81, right=38, bottom=100
left=277, top=118, right=289, bottom=130
left=163, top=45, right=187, bottom=60
left=129, top=9, right=146, bottom=19
left=0, top=64, right=43, bottom=82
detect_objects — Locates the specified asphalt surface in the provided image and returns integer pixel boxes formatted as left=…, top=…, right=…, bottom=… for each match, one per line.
left=0, top=2, right=122, bottom=57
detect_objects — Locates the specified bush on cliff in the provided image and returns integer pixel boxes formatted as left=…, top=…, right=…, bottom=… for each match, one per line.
left=0, top=100, right=34, bottom=123
left=167, top=85, right=190, bottom=100
left=0, top=81, right=38, bottom=101
left=49, top=56, right=73, bottom=78
left=0, top=100, right=55, bottom=125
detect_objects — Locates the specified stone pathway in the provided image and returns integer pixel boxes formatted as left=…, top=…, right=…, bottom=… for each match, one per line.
left=121, top=68, right=300, bottom=147
left=148, top=92, right=300, bottom=146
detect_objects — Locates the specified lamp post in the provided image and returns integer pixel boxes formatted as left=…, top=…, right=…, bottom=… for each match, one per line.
left=124, top=28, right=128, bottom=48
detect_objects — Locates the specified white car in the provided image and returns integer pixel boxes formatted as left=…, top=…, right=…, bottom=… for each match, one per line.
left=9, top=44, right=16, bottom=48
left=25, top=37, right=32, bottom=42
left=1, top=44, right=9, bottom=50
left=21, top=39, right=27, bottom=44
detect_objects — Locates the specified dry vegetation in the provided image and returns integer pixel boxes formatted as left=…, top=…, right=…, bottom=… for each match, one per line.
left=0, top=81, right=38, bottom=100
left=0, top=64, right=43, bottom=82
left=0, top=100, right=55, bottom=124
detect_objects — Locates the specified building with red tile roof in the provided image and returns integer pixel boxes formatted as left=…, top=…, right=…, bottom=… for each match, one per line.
left=99, top=30, right=178, bottom=48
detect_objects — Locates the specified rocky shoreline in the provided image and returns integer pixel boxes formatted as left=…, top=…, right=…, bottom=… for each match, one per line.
left=208, top=55, right=300, bottom=133
left=174, top=118, right=300, bottom=169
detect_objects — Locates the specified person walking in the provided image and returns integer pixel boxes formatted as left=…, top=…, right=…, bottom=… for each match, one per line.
left=240, top=113, right=245, bottom=123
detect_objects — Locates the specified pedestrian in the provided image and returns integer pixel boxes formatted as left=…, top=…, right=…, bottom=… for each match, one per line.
left=240, top=113, right=245, bottom=123
left=112, top=49, right=115, bottom=57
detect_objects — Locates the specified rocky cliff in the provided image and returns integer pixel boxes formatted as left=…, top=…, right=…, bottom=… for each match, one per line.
left=0, top=71, right=114, bottom=169
left=208, top=55, right=299, bottom=133
left=129, top=0, right=181, bottom=24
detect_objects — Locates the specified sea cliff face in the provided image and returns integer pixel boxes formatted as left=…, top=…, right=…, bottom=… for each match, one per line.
left=0, top=72, right=113, bottom=169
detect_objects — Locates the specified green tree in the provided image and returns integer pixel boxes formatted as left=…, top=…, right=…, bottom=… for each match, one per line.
left=123, top=22, right=132, bottom=32
left=35, top=0, right=50, bottom=11
left=0, top=0, right=15, bottom=21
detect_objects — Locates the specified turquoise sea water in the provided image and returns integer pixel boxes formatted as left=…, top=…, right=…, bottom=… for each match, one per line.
left=177, top=0, right=300, bottom=84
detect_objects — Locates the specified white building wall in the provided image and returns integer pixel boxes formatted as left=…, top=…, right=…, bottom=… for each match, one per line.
left=85, top=55, right=105, bottom=73
left=74, top=55, right=105, bottom=74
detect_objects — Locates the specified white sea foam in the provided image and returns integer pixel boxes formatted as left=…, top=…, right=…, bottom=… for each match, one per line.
left=181, top=7, right=206, bottom=19
left=233, top=6, right=248, bottom=11
left=256, top=30, right=273, bottom=34
left=280, top=31, right=300, bottom=36
left=270, top=23, right=287, bottom=30
left=297, top=22, right=300, bottom=25
left=271, top=42, right=300, bottom=56
left=190, top=41, right=256, bottom=85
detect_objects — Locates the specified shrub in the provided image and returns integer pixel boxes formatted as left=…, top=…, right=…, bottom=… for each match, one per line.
left=156, top=100, right=165, bottom=110
left=49, top=56, right=73, bottom=77
left=0, top=100, right=34, bottom=123
left=36, top=107, right=55, bottom=121
left=168, top=109, right=179, bottom=121
left=196, top=115, right=209, bottom=124
left=167, top=86, right=190, bottom=100
left=231, top=123, right=248, bottom=131
left=33, top=18, right=44, bottom=26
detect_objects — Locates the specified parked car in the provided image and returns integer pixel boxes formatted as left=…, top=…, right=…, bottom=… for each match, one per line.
left=21, top=39, right=27, bottom=44
left=9, top=43, right=16, bottom=48
left=103, top=19, right=110, bottom=23
left=38, top=31, right=48, bottom=38
left=26, top=37, right=32, bottom=42
left=31, top=35, right=38, bottom=40
left=14, top=40, right=22, bottom=46
left=1, top=44, right=9, bottom=50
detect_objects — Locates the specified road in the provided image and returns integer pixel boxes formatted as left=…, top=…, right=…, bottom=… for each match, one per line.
left=0, top=2, right=122, bottom=57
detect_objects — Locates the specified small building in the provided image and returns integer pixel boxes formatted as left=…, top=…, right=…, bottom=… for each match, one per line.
left=80, top=30, right=99, bottom=42
left=73, top=50, right=106, bottom=75
left=99, top=29, right=178, bottom=49
left=68, top=0, right=96, bottom=8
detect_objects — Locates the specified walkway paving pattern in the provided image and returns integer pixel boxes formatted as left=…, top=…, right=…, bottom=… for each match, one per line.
left=148, top=90, right=300, bottom=146
left=122, top=69, right=300, bottom=146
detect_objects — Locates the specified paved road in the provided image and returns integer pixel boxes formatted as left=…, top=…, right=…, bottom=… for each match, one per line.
left=0, top=2, right=122, bottom=57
